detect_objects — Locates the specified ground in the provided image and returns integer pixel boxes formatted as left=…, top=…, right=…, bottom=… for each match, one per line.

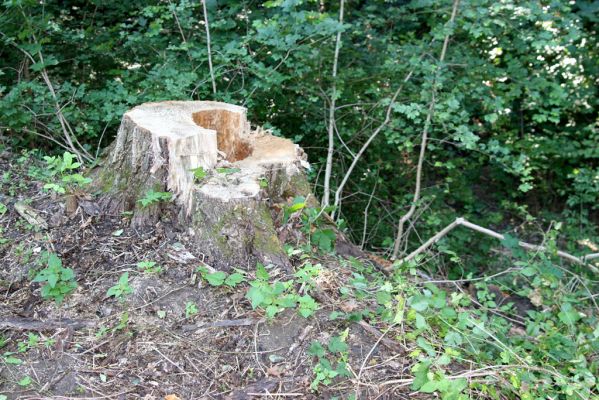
left=0, top=151, right=420, bottom=399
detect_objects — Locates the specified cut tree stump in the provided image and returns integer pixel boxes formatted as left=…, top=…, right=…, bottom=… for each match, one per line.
left=97, top=101, right=311, bottom=270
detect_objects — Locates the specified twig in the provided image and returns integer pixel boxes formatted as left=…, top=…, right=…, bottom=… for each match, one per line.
left=332, top=61, right=421, bottom=219
left=322, top=0, right=345, bottom=207
left=201, top=0, right=217, bottom=95
left=391, top=0, right=461, bottom=259
left=181, top=318, right=260, bottom=332
left=389, top=217, right=599, bottom=273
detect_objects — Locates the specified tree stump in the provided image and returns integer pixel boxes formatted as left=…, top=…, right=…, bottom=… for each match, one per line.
left=97, top=101, right=311, bottom=270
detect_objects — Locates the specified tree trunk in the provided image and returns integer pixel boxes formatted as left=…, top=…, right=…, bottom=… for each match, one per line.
left=96, top=101, right=311, bottom=270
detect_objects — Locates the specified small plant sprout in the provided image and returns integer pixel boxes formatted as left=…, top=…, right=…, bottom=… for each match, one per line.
left=196, top=266, right=246, bottom=288
left=137, top=261, right=162, bottom=274
left=43, top=151, right=91, bottom=194
left=185, top=301, right=198, bottom=318
left=33, top=252, right=77, bottom=303
left=137, top=189, right=172, bottom=208
left=190, top=166, right=207, bottom=181
left=106, top=272, right=133, bottom=299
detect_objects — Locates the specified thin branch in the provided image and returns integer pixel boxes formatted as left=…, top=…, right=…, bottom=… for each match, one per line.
left=201, top=0, right=217, bottom=95
left=322, top=0, right=345, bottom=207
left=390, top=217, right=599, bottom=274
left=391, top=0, right=460, bottom=259
left=331, top=68, right=416, bottom=218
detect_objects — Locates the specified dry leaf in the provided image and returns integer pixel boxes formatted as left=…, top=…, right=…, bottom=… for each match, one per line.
left=165, top=395, right=181, bottom=400
left=266, top=366, right=284, bottom=378
left=340, top=299, right=358, bottom=313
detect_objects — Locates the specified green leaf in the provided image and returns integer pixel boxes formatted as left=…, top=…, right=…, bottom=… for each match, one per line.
left=328, top=336, right=348, bottom=354
left=216, top=167, right=241, bottom=175
left=298, top=295, right=317, bottom=317
left=558, top=303, right=581, bottom=325
left=224, top=272, right=245, bottom=287
left=18, top=376, right=32, bottom=387
left=191, top=166, right=207, bottom=180
left=255, top=263, right=270, bottom=281
left=410, top=295, right=429, bottom=312
left=205, top=271, right=227, bottom=286
left=247, top=287, right=266, bottom=309
left=312, top=228, right=336, bottom=252
left=308, top=341, right=325, bottom=358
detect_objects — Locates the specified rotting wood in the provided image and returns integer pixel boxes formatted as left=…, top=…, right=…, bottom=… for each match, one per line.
left=14, top=202, right=48, bottom=229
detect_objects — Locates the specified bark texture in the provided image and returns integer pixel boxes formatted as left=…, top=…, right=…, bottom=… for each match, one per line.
left=97, top=101, right=311, bottom=270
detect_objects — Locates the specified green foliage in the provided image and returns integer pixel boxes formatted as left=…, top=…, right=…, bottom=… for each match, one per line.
left=246, top=262, right=319, bottom=319
left=197, top=266, right=246, bottom=288
left=185, top=301, right=198, bottom=319
left=106, top=272, right=133, bottom=299
left=191, top=166, right=207, bottom=181
left=216, top=167, right=241, bottom=175
left=284, top=196, right=337, bottom=253
left=42, top=152, right=91, bottom=194
left=137, top=190, right=172, bottom=208
left=308, top=329, right=351, bottom=391
left=32, top=252, right=77, bottom=304
left=137, top=261, right=162, bottom=274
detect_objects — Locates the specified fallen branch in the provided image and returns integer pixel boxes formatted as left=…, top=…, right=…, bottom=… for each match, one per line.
left=181, top=318, right=261, bottom=333
left=388, top=217, right=599, bottom=273
left=0, top=317, right=95, bottom=331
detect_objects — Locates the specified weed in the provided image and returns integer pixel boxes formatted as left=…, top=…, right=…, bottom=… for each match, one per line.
left=32, top=252, right=77, bottom=303
left=197, top=266, right=246, bottom=288
left=308, top=330, right=351, bottom=391
left=106, top=272, right=132, bottom=299
left=137, top=261, right=162, bottom=274
left=246, top=263, right=318, bottom=319
left=190, top=166, right=207, bottom=181
left=283, top=196, right=337, bottom=253
left=17, top=376, right=32, bottom=387
left=137, top=190, right=172, bottom=208
left=185, top=301, right=198, bottom=318
left=42, top=151, right=91, bottom=194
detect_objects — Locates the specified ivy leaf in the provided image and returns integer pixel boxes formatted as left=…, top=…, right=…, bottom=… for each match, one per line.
left=312, top=228, right=336, bottom=252
left=410, top=295, right=429, bottom=312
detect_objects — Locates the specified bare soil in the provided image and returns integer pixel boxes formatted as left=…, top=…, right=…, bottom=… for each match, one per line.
left=0, top=153, right=416, bottom=399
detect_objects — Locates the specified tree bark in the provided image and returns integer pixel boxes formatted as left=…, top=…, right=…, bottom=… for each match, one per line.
left=96, top=101, right=311, bottom=271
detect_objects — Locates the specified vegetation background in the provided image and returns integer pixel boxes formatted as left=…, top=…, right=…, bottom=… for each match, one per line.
left=0, top=0, right=598, bottom=399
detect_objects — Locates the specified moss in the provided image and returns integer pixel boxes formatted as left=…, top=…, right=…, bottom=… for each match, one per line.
left=252, top=204, right=285, bottom=255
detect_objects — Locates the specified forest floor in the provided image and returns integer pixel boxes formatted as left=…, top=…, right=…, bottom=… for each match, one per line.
left=0, top=151, right=423, bottom=399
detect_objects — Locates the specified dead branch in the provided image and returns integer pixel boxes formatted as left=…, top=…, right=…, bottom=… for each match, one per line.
left=201, top=0, right=217, bottom=95
left=322, top=0, right=345, bottom=207
left=389, top=217, right=599, bottom=274
left=0, top=317, right=95, bottom=331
